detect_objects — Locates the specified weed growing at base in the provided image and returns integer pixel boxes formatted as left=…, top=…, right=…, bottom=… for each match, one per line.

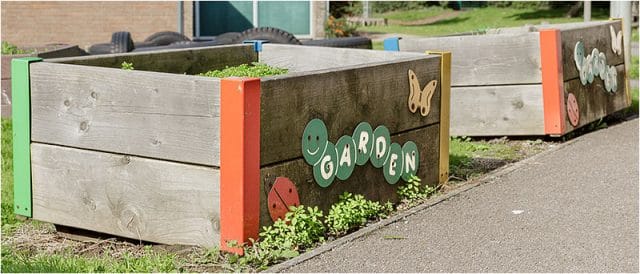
left=397, top=174, right=436, bottom=205
left=325, top=192, right=392, bottom=236
left=1, top=42, right=31, bottom=55
left=120, top=61, right=134, bottom=70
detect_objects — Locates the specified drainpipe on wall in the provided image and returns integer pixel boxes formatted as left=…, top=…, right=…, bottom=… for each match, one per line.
left=178, top=1, right=184, bottom=35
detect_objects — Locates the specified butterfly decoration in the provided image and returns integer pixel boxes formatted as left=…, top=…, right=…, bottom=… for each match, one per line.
left=610, top=25, right=623, bottom=56
left=407, top=70, right=438, bottom=117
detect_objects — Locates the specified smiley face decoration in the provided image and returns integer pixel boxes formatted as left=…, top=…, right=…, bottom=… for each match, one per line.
left=302, top=119, right=420, bottom=187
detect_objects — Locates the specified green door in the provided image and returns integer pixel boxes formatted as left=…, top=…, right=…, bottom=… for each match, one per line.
left=257, top=1, right=310, bottom=36
left=197, top=1, right=311, bottom=37
left=198, top=1, right=254, bottom=36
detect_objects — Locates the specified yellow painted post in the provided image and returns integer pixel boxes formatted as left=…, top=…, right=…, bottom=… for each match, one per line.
left=426, top=51, right=451, bottom=184
left=610, top=18, right=632, bottom=107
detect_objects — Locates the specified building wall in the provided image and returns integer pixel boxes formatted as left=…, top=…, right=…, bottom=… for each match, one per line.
left=311, top=1, right=328, bottom=39
left=1, top=1, right=193, bottom=49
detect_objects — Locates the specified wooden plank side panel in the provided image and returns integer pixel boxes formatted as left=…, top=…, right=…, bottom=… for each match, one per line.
left=450, top=85, right=545, bottom=136
left=260, top=57, right=441, bottom=166
left=563, top=64, right=629, bottom=133
left=398, top=33, right=542, bottom=86
left=260, top=44, right=426, bottom=73
left=560, top=20, right=625, bottom=81
left=47, top=45, right=258, bottom=75
left=30, top=62, right=221, bottom=166
left=259, top=124, right=440, bottom=228
left=31, top=143, right=220, bottom=247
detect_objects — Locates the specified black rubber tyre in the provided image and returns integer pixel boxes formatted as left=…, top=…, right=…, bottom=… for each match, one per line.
left=144, top=31, right=190, bottom=46
left=111, top=31, right=134, bottom=53
left=214, top=32, right=241, bottom=44
left=88, top=43, right=113, bottom=55
left=231, top=27, right=301, bottom=45
left=133, top=41, right=157, bottom=48
left=301, top=37, right=372, bottom=49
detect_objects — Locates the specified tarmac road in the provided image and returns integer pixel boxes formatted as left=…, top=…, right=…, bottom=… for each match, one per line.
left=283, top=119, right=639, bottom=273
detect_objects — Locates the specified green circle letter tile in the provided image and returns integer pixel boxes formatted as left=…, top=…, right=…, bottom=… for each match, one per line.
left=313, top=141, right=338, bottom=187
left=401, top=141, right=420, bottom=181
left=353, top=122, right=373, bottom=166
left=383, top=142, right=403, bottom=184
left=336, top=135, right=356, bottom=180
left=370, top=125, right=391, bottom=168
left=302, top=118, right=329, bottom=166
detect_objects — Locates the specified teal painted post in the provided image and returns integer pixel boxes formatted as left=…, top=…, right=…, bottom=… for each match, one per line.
left=12, top=57, right=42, bottom=218
left=383, top=37, right=400, bottom=51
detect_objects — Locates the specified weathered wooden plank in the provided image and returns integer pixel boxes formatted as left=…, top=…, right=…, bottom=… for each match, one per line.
left=47, top=44, right=257, bottom=75
left=30, top=62, right=221, bottom=166
left=259, top=123, right=440, bottom=228
left=398, top=32, right=542, bottom=86
left=561, top=20, right=625, bottom=82
left=260, top=56, right=441, bottom=166
left=563, top=64, right=629, bottom=133
left=260, top=44, right=426, bottom=73
left=450, top=85, right=545, bottom=136
left=31, top=143, right=220, bottom=247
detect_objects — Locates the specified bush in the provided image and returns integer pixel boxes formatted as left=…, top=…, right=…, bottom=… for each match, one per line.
left=199, top=62, right=288, bottom=78
left=325, top=16, right=358, bottom=38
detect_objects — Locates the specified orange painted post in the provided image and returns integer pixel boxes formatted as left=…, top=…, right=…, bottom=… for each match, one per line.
left=539, top=29, right=566, bottom=136
left=220, top=77, right=261, bottom=255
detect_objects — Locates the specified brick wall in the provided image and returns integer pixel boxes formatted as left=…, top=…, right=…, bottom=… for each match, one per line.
left=1, top=1, right=193, bottom=49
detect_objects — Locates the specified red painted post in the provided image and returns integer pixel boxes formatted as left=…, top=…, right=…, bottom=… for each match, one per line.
left=220, top=77, right=261, bottom=255
left=539, top=29, right=566, bottom=136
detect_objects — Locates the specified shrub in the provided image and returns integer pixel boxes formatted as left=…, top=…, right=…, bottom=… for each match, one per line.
left=325, top=16, right=357, bottom=38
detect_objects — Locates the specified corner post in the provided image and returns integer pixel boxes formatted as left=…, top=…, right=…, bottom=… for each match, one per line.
left=12, top=57, right=42, bottom=218
left=426, top=51, right=451, bottom=184
left=539, top=29, right=566, bottom=136
left=220, top=77, right=261, bottom=254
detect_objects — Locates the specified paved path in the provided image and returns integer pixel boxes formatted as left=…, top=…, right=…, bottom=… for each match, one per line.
left=283, top=119, right=639, bottom=273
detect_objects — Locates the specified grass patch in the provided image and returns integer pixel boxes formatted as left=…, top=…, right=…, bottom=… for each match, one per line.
left=630, top=56, right=639, bottom=80
left=449, top=136, right=548, bottom=180
left=632, top=27, right=639, bottom=42
left=1, top=119, right=18, bottom=229
left=373, top=6, right=448, bottom=22
left=1, top=245, right=180, bottom=272
left=359, top=6, right=608, bottom=36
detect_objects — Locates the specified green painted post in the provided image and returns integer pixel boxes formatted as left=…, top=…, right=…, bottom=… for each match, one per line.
left=12, top=57, right=42, bottom=218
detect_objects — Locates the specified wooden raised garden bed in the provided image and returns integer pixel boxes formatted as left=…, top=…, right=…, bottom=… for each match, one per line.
left=12, top=43, right=450, bottom=253
left=384, top=20, right=631, bottom=137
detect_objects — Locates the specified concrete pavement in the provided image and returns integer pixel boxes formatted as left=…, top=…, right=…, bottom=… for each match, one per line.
left=278, top=119, right=639, bottom=272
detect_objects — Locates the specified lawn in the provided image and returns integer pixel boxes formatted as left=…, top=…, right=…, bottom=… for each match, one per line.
left=359, top=6, right=609, bottom=36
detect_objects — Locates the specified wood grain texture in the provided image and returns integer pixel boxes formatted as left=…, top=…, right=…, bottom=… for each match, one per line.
left=31, top=143, right=220, bottom=247
left=398, top=33, right=542, bottom=86
left=30, top=62, right=221, bottom=166
left=450, top=85, right=545, bottom=136
left=560, top=20, right=625, bottom=81
left=260, top=44, right=426, bottom=73
left=259, top=124, right=440, bottom=228
left=260, top=56, right=441, bottom=166
left=563, top=64, right=629, bottom=133
left=47, top=44, right=257, bottom=75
